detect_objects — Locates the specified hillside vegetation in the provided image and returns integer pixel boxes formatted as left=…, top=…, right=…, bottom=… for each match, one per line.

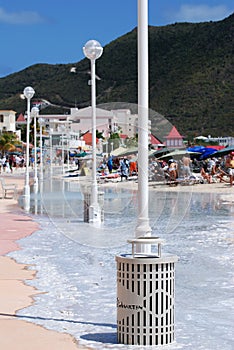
left=0, top=14, right=233, bottom=138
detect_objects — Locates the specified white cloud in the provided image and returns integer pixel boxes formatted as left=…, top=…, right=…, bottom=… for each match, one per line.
left=173, top=4, right=231, bottom=23
left=0, top=7, right=44, bottom=24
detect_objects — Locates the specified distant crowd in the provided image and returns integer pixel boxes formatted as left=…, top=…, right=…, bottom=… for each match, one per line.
left=1, top=150, right=234, bottom=187
left=0, top=154, right=25, bottom=173
left=98, top=152, right=234, bottom=186
left=99, top=155, right=137, bottom=181
left=150, top=152, right=234, bottom=187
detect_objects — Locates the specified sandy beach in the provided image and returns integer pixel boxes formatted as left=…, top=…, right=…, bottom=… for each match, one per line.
left=100, top=176, right=234, bottom=195
left=0, top=172, right=233, bottom=349
left=0, top=174, right=88, bottom=350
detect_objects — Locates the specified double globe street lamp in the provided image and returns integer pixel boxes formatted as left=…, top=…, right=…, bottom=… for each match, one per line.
left=23, top=86, right=35, bottom=212
left=83, top=40, right=103, bottom=224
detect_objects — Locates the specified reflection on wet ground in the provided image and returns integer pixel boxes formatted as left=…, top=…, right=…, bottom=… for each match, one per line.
left=14, top=173, right=234, bottom=350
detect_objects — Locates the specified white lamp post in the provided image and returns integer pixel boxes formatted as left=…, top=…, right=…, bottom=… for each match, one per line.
left=135, top=0, right=152, bottom=252
left=23, top=86, right=35, bottom=211
left=49, top=127, right=53, bottom=175
left=83, top=39, right=103, bottom=224
left=116, top=3, right=178, bottom=346
left=66, top=131, right=70, bottom=172
left=31, top=106, right=39, bottom=193
left=61, top=130, right=65, bottom=174
left=38, top=117, right=45, bottom=181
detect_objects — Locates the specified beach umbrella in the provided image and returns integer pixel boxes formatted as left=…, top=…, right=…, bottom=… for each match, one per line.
left=71, top=151, right=88, bottom=157
left=212, top=145, right=234, bottom=157
left=111, top=146, right=128, bottom=156
left=69, top=150, right=89, bottom=157
left=116, top=146, right=138, bottom=157
left=149, top=147, right=171, bottom=158
left=187, top=146, right=217, bottom=160
left=200, top=148, right=217, bottom=160
left=187, top=146, right=205, bottom=153
left=159, top=149, right=199, bottom=159
left=7, top=151, right=23, bottom=156
left=206, top=145, right=225, bottom=151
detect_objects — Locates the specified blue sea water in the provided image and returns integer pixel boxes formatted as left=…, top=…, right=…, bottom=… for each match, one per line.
left=9, top=178, right=234, bottom=349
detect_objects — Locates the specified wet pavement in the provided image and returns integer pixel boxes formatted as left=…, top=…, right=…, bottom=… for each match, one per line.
left=9, top=174, right=234, bottom=350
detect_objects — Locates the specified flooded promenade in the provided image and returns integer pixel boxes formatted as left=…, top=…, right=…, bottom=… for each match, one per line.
left=2, top=167, right=234, bottom=349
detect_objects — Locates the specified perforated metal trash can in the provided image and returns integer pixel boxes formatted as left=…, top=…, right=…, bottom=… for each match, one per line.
left=116, top=237, right=178, bottom=346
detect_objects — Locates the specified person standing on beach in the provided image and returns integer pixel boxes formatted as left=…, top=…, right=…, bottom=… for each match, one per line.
left=0, top=156, right=3, bottom=173
left=182, top=155, right=192, bottom=177
left=120, top=157, right=129, bottom=181
left=107, top=155, right=113, bottom=174
left=225, top=152, right=234, bottom=186
left=168, top=159, right=178, bottom=184
left=9, top=154, right=14, bottom=173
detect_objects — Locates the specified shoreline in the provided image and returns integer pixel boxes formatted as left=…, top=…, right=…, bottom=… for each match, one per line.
left=0, top=174, right=87, bottom=350
left=98, top=177, right=234, bottom=195
left=0, top=172, right=233, bottom=349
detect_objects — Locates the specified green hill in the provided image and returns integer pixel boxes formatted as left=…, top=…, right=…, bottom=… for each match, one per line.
left=0, top=14, right=233, bottom=138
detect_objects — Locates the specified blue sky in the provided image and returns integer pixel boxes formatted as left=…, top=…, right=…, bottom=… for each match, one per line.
left=0, top=0, right=233, bottom=77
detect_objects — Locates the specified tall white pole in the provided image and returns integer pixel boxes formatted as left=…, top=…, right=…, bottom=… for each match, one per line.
left=83, top=40, right=103, bottom=224
left=23, top=86, right=35, bottom=212
left=24, top=98, right=31, bottom=211
left=90, top=57, right=99, bottom=220
left=33, top=109, right=38, bottom=193
left=62, top=131, right=65, bottom=174
left=50, top=130, right=53, bottom=175
left=39, top=120, right=43, bottom=181
left=67, top=126, right=70, bottom=172
left=136, top=0, right=152, bottom=251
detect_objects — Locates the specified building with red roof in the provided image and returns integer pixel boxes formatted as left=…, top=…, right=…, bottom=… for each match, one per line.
left=82, top=132, right=98, bottom=146
left=16, top=113, right=26, bottom=125
left=165, top=126, right=184, bottom=148
left=150, top=134, right=164, bottom=147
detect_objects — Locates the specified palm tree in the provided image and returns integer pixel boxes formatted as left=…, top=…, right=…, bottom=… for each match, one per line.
left=0, top=132, right=18, bottom=155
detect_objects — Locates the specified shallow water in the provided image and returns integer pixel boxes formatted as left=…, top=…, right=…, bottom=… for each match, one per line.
left=10, top=177, right=234, bottom=349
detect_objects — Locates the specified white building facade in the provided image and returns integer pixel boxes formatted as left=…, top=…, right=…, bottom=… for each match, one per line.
left=0, top=110, right=16, bottom=133
left=69, top=107, right=116, bottom=136
left=39, top=106, right=151, bottom=148
left=207, top=136, right=234, bottom=146
left=111, top=109, right=138, bottom=137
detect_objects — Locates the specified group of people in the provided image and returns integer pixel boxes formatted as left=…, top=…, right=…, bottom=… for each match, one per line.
left=198, top=152, right=234, bottom=186
left=227, top=153, right=234, bottom=185
left=152, top=156, right=192, bottom=184
left=99, top=155, right=138, bottom=181
left=149, top=152, right=234, bottom=187
left=0, top=154, right=25, bottom=174
left=2, top=149, right=233, bottom=188
left=98, top=151, right=234, bottom=186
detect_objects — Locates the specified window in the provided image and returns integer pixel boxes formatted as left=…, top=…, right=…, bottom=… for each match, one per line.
left=0, top=115, right=4, bottom=123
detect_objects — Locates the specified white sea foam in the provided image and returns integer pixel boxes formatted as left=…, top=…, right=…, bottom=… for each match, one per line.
left=9, top=187, right=234, bottom=350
